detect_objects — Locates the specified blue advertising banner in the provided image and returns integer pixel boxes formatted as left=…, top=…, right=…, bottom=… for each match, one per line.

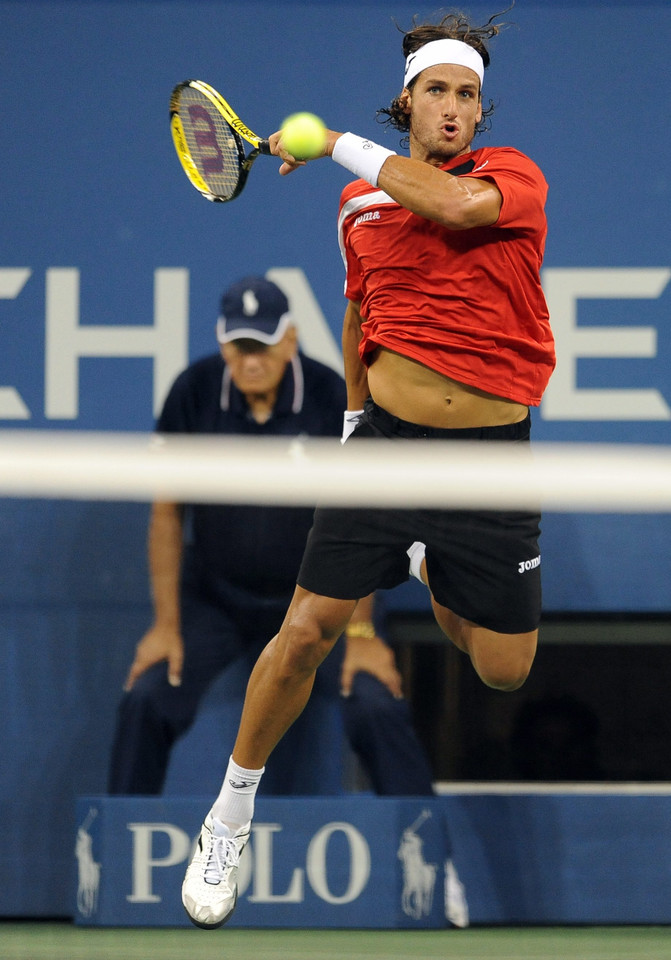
left=74, top=796, right=457, bottom=928
left=73, top=792, right=671, bottom=927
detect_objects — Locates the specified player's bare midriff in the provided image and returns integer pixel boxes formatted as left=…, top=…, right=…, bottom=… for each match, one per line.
left=367, top=346, right=528, bottom=429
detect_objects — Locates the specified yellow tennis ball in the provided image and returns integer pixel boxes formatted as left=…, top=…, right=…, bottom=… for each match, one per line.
left=281, top=112, right=327, bottom=160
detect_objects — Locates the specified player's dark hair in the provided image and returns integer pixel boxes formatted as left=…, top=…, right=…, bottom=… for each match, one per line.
left=377, top=7, right=512, bottom=141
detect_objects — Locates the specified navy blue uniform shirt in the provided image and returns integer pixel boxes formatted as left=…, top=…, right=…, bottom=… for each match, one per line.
left=157, top=351, right=346, bottom=599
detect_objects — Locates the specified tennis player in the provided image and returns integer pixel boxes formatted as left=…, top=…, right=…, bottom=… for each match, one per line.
left=182, top=9, right=555, bottom=928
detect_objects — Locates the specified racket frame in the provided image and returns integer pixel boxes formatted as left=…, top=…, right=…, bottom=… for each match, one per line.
left=169, top=79, right=271, bottom=203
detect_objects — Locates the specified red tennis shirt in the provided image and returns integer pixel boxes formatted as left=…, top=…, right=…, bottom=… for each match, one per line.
left=337, top=146, right=555, bottom=406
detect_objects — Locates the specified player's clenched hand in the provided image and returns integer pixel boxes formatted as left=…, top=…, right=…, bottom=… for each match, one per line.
left=268, top=129, right=307, bottom=176
left=340, top=634, right=404, bottom=699
left=123, top=625, right=184, bottom=691
left=269, top=127, right=340, bottom=176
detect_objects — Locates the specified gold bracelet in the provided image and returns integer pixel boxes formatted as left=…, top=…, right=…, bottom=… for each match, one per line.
left=344, top=621, right=376, bottom=640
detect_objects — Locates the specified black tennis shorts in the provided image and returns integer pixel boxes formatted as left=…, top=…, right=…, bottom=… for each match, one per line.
left=297, top=399, right=542, bottom=634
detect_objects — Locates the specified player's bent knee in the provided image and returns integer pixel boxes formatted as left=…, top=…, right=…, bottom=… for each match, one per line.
left=277, top=591, right=355, bottom=677
left=471, top=632, right=537, bottom=691
left=478, top=661, right=531, bottom=691
left=274, top=621, right=338, bottom=677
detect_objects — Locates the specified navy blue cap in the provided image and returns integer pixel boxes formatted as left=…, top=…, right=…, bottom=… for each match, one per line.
left=216, top=276, right=291, bottom=345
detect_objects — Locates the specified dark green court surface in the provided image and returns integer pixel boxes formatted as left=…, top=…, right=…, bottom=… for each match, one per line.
left=2, top=923, right=670, bottom=960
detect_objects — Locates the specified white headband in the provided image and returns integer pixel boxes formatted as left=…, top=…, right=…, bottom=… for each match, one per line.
left=404, top=38, right=484, bottom=89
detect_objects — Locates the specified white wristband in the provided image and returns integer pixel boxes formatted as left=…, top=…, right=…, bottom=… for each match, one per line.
left=341, top=409, right=364, bottom=444
left=332, top=133, right=396, bottom=186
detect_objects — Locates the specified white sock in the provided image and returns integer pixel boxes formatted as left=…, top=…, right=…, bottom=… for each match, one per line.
left=211, top=756, right=265, bottom=830
left=407, top=541, right=427, bottom=583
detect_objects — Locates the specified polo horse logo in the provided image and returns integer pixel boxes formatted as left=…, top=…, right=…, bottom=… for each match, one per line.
left=75, top=806, right=101, bottom=917
left=397, top=809, right=437, bottom=920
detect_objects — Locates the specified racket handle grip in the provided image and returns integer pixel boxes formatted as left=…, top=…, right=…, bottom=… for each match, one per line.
left=258, top=139, right=272, bottom=155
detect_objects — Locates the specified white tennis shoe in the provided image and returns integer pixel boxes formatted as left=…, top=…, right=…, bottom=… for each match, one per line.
left=182, top=813, right=251, bottom=929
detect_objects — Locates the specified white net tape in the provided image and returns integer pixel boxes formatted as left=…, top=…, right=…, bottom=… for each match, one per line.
left=0, top=430, right=670, bottom=511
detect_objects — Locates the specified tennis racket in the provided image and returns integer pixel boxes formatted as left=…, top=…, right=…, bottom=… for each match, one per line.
left=169, top=80, right=271, bottom=203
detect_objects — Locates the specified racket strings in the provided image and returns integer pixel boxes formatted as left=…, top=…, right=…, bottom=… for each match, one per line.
left=177, top=88, right=243, bottom=200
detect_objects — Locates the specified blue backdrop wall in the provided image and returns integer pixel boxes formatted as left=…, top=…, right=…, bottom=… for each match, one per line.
left=1, top=0, right=670, bottom=917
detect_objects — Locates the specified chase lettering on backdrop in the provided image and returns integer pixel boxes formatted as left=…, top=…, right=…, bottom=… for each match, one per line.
left=0, top=268, right=31, bottom=418
left=266, top=267, right=343, bottom=375
left=4, top=264, right=668, bottom=424
left=0, top=266, right=341, bottom=423
left=45, top=268, right=189, bottom=419
left=541, top=267, right=671, bottom=421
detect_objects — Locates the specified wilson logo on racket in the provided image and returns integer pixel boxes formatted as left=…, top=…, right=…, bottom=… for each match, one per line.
left=169, top=79, right=271, bottom=203
left=170, top=115, right=211, bottom=195
left=186, top=105, right=227, bottom=174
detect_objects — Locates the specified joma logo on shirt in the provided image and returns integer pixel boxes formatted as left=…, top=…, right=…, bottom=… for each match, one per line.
left=353, top=210, right=381, bottom=227
left=518, top=556, right=541, bottom=574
